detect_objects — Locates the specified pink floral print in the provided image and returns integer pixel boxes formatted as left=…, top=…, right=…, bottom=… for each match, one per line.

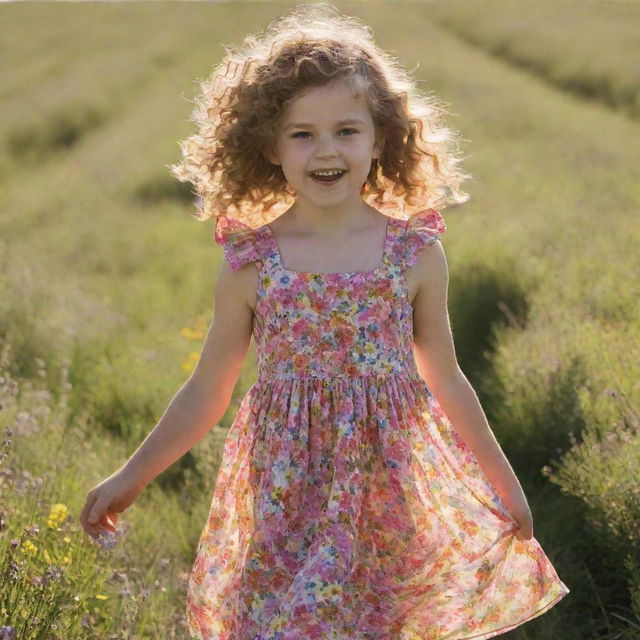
left=186, top=209, right=569, bottom=640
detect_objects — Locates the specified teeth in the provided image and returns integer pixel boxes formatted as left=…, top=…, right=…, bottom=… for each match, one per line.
left=313, top=170, right=343, bottom=177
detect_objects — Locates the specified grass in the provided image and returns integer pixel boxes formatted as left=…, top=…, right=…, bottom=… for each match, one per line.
left=424, top=0, right=640, bottom=121
left=0, top=1, right=638, bottom=637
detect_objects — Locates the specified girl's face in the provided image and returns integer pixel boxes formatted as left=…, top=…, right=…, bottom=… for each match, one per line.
left=264, top=78, right=383, bottom=213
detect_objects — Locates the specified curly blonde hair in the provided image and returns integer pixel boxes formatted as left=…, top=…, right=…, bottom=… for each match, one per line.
left=168, top=2, right=471, bottom=233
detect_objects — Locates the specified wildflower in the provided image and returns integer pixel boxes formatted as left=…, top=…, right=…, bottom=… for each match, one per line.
left=181, top=351, right=200, bottom=372
left=43, top=564, right=65, bottom=584
left=43, top=549, right=52, bottom=564
left=47, top=503, right=69, bottom=529
left=21, top=540, right=37, bottom=557
left=1, top=428, right=15, bottom=458
left=180, top=327, right=204, bottom=340
left=96, top=528, right=121, bottom=549
left=0, top=626, right=17, bottom=640
left=8, top=561, right=20, bottom=579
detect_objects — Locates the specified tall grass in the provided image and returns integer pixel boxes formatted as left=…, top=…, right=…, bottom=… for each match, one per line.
left=0, top=1, right=638, bottom=637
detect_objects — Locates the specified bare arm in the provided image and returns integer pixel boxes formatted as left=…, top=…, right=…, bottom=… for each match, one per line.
left=410, top=241, right=533, bottom=539
left=120, top=256, right=255, bottom=491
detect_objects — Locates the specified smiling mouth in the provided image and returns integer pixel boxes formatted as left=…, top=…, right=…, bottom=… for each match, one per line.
left=309, top=169, right=347, bottom=184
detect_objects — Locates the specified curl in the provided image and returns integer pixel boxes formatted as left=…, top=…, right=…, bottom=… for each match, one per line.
left=168, top=2, right=471, bottom=232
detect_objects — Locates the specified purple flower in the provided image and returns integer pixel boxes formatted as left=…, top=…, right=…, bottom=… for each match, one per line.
left=95, top=528, right=123, bottom=549
left=43, top=564, right=65, bottom=584
left=0, top=627, right=17, bottom=640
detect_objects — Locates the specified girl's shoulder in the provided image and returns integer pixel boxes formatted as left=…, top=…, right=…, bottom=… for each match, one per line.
left=213, top=208, right=447, bottom=272
left=400, top=208, right=447, bottom=269
left=214, top=216, right=273, bottom=272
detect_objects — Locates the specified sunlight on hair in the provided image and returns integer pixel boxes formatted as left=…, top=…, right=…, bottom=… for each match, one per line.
left=168, top=2, right=471, bottom=236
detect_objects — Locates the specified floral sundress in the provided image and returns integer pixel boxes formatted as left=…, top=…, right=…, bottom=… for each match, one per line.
left=186, top=208, right=570, bottom=640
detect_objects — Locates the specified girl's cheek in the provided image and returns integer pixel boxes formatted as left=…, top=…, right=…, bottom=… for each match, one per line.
left=291, top=147, right=311, bottom=163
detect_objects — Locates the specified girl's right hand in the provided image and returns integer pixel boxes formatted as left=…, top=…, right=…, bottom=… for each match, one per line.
left=80, top=467, right=144, bottom=540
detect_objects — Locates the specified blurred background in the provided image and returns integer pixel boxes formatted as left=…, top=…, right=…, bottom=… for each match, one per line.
left=0, top=0, right=639, bottom=637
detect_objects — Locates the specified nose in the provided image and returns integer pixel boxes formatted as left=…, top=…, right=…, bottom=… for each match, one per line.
left=315, top=134, right=339, bottom=158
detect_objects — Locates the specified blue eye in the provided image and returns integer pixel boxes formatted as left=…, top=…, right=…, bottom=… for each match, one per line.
left=290, top=129, right=358, bottom=139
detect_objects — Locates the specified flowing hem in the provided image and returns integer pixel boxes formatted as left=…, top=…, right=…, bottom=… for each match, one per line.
left=444, top=583, right=570, bottom=640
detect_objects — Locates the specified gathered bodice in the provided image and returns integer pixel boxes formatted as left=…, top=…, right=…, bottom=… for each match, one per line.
left=214, top=209, right=447, bottom=382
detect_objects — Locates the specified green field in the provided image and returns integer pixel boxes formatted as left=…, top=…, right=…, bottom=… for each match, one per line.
left=427, top=0, right=640, bottom=121
left=1, top=1, right=639, bottom=638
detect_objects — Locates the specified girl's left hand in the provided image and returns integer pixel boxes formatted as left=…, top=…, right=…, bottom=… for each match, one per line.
left=510, top=504, right=534, bottom=541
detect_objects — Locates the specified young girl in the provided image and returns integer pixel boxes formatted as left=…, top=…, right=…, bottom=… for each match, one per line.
left=80, top=3, right=569, bottom=638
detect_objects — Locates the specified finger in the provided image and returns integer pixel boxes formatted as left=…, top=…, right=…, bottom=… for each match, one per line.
left=80, top=491, right=97, bottom=528
left=86, top=516, right=100, bottom=536
left=79, top=491, right=95, bottom=522
left=87, top=499, right=106, bottom=526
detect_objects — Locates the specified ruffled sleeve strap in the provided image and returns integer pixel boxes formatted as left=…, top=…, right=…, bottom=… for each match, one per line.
left=403, top=208, right=447, bottom=269
left=214, top=216, right=271, bottom=271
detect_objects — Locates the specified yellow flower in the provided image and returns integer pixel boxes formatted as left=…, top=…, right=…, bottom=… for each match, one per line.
left=180, top=327, right=204, bottom=340
left=63, top=556, right=71, bottom=564
left=95, top=594, right=108, bottom=600
left=47, top=503, right=69, bottom=529
left=63, top=536, right=71, bottom=544
left=52, top=503, right=68, bottom=517
left=21, top=540, right=38, bottom=557
left=181, top=351, right=200, bottom=372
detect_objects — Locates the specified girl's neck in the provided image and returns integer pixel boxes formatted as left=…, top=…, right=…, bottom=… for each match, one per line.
left=277, top=201, right=383, bottom=237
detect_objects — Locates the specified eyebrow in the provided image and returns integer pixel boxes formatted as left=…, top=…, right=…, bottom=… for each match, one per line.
left=283, top=118, right=366, bottom=131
